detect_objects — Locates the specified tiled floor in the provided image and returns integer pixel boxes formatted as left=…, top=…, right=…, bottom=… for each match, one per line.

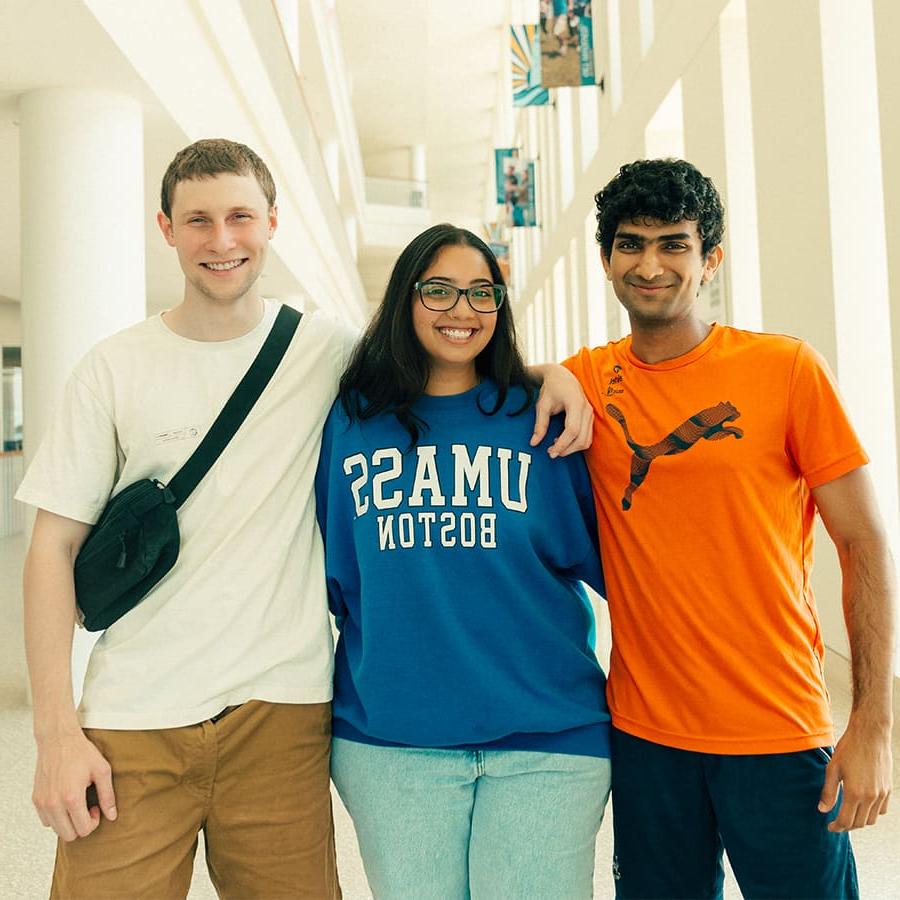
left=1, top=532, right=898, bottom=898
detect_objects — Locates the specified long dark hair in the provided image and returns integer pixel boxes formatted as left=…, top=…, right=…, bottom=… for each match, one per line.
left=340, top=223, right=537, bottom=445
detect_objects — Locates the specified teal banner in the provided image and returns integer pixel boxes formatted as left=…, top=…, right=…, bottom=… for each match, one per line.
left=511, top=24, right=550, bottom=107
left=539, top=2, right=596, bottom=88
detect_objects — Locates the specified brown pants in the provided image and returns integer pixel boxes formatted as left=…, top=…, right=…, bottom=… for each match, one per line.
left=51, top=701, right=340, bottom=900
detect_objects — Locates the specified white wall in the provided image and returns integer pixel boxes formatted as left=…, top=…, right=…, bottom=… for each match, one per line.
left=514, top=0, right=900, bottom=673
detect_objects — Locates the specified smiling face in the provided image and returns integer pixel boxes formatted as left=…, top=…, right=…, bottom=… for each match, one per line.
left=412, top=244, right=499, bottom=395
left=602, top=217, right=722, bottom=330
left=157, top=172, right=277, bottom=308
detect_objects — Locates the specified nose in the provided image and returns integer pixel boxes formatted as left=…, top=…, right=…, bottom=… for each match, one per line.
left=632, top=247, right=664, bottom=281
left=206, top=221, right=237, bottom=254
left=446, top=291, right=475, bottom=319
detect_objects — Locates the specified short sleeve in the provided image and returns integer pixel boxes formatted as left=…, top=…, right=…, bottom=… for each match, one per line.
left=562, top=346, right=588, bottom=379
left=314, top=398, right=351, bottom=622
left=560, top=451, right=605, bottom=597
left=15, top=370, right=119, bottom=524
left=562, top=346, right=606, bottom=416
left=785, top=342, right=868, bottom=489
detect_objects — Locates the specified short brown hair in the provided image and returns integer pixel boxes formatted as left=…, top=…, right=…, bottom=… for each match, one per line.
left=160, top=138, right=276, bottom=218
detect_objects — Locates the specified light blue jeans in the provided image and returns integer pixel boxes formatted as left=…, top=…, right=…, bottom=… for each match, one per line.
left=331, top=738, right=611, bottom=900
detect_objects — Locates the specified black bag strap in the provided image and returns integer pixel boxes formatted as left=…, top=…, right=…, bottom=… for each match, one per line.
left=167, top=304, right=302, bottom=509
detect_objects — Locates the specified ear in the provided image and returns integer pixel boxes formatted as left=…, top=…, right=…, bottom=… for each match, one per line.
left=267, top=204, right=278, bottom=239
left=157, top=211, right=176, bottom=247
left=600, top=247, right=612, bottom=281
left=701, top=244, right=724, bottom=284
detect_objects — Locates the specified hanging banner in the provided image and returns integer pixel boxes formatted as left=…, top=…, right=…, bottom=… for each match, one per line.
left=502, top=158, right=537, bottom=228
left=485, top=224, right=511, bottom=284
left=511, top=24, right=550, bottom=107
left=539, top=1, right=596, bottom=88
left=494, top=149, right=518, bottom=205
left=489, top=240, right=511, bottom=284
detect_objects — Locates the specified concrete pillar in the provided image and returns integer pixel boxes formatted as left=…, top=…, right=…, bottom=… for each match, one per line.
left=19, top=89, right=145, bottom=460
left=19, top=88, right=145, bottom=699
left=718, top=0, right=762, bottom=330
left=604, top=0, right=624, bottom=113
left=820, top=0, right=900, bottom=671
left=409, top=143, right=426, bottom=184
left=344, top=214, right=358, bottom=262
left=873, top=0, right=900, bottom=675
left=322, top=139, right=340, bottom=202
left=583, top=208, right=607, bottom=348
left=682, top=2, right=761, bottom=330
left=618, top=0, right=644, bottom=100
left=273, top=0, right=300, bottom=71
left=746, top=1, right=835, bottom=358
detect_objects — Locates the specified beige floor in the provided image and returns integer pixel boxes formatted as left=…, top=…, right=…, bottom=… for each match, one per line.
left=1, top=532, right=899, bottom=899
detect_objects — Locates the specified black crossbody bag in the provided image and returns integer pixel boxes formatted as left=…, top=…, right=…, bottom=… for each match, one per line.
left=73, top=305, right=302, bottom=632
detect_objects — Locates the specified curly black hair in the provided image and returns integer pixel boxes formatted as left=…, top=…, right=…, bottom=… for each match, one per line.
left=594, top=159, right=724, bottom=259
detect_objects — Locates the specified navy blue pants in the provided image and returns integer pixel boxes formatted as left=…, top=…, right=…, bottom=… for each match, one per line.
left=610, top=728, right=858, bottom=899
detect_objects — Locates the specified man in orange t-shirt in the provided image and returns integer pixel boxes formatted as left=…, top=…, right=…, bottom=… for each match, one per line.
left=564, top=159, right=895, bottom=899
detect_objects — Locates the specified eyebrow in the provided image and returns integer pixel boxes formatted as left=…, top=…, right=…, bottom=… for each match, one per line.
left=614, top=231, right=693, bottom=243
left=181, top=207, right=255, bottom=217
left=425, top=276, right=493, bottom=284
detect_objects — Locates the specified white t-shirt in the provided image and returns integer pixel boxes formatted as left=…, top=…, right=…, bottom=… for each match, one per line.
left=17, top=301, right=356, bottom=729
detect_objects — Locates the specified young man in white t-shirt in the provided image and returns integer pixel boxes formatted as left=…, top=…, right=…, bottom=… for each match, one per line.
left=18, top=139, right=593, bottom=898
left=19, top=139, right=354, bottom=898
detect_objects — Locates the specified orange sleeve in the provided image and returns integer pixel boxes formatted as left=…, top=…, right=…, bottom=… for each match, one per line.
left=562, top=346, right=604, bottom=413
left=785, top=342, right=868, bottom=489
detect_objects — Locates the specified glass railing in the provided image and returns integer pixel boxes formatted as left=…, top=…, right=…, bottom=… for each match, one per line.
left=365, top=177, right=428, bottom=209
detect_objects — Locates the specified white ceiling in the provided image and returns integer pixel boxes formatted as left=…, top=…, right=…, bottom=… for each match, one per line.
left=0, top=0, right=510, bottom=319
left=336, top=0, right=507, bottom=229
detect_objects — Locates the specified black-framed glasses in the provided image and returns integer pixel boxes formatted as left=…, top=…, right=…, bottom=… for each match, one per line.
left=415, top=281, right=506, bottom=313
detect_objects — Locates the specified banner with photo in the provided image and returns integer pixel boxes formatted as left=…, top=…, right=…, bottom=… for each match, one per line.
left=538, top=1, right=596, bottom=88
left=484, top=224, right=511, bottom=284
left=490, top=242, right=512, bottom=283
left=501, top=157, right=537, bottom=228
left=511, top=24, right=550, bottom=107
left=494, top=149, right=518, bottom=205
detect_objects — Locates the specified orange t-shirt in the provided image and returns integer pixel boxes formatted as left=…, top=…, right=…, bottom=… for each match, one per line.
left=564, top=325, right=868, bottom=754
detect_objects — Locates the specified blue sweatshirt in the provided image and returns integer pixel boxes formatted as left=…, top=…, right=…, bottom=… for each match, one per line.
left=315, top=382, right=610, bottom=758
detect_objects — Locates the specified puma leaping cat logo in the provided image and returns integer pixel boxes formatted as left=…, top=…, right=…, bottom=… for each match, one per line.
left=607, top=401, right=744, bottom=510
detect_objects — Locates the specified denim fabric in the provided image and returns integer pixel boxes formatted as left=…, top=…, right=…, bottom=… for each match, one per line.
left=331, top=738, right=611, bottom=899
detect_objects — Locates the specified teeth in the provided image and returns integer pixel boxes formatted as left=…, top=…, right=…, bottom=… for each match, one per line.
left=439, top=328, right=475, bottom=340
left=205, top=259, right=244, bottom=271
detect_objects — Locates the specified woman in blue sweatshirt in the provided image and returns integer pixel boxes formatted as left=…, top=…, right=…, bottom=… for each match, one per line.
left=315, top=224, right=610, bottom=899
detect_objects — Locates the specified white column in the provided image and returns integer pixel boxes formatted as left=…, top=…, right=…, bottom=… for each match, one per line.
left=20, top=89, right=145, bottom=460
left=746, top=1, right=835, bottom=359
left=820, top=0, right=900, bottom=669
left=745, top=2, right=844, bottom=661
left=718, top=0, right=762, bottom=331
left=322, top=139, right=340, bottom=203
left=409, top=143, right=426, bottom=184
left=874, top=0, right=900, bottom=674
left=410, top=143, right=427, bottom=208
left=273, top=0, right=300, bottom=71
left=344, top=214, right=358, bottom=263
left=19, top=88, right=145, bottom=700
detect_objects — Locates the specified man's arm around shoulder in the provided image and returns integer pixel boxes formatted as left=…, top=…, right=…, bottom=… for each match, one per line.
left=812, top=467, right=896, bottom=832
left=25, top=509, right=118, bottom=841
left=526, top=362, right=594, bottom=457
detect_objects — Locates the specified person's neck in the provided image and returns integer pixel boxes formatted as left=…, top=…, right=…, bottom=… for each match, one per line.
left=162, top=293, right=265, bottom=342
left=424, top=365, right=479, bottom=397
left=629, top=317, right=712, bottom=365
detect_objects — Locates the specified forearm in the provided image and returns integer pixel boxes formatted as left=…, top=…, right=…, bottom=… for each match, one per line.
left=24, top=541, right=81, bottom=741
left=526, top=363, right=555, bottom=384
left=839, top=532, right=896, bottom=727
